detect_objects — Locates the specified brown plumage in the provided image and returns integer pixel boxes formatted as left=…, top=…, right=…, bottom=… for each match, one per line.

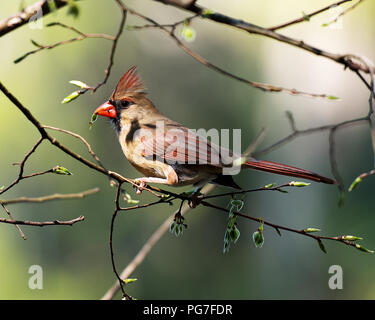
left=94, top=66, right=336, bottom=191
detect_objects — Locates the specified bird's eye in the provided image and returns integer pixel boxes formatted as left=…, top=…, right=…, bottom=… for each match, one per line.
left=121, top=100, right=130, bottom=108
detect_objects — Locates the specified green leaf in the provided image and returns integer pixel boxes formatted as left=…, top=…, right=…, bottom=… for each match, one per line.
left=289, top=181, right=311, bottom=187
left=317, top=239, right=327, bottom=254
left=169, top=221, right=176, bottom=234
left=230, top=226, right=241, bottom=244
left=123, top=192, right=139, bottom=204
left=252, top=230, right=264, bottom=248
left=223, top=239, right=230, bottom=254
left=69, top=80, right=89, bottom=89
left=277, top=189, right=289, bottom=193
left=89, top=112, right=98, bottom=129
left=230, top=199, right=243, bottom=211
left=303, top=228, right=321, bottom=233
left=61, top=91, right=80, bottom=104
left=355, top=244, right=374, bottom=254
left=348, top=176, right=362, bottom=192
left=53, top=165, right=72, bottom=175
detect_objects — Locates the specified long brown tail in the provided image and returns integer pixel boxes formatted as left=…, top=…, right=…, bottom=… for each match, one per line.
left=244, top=159, right=336, bottom=184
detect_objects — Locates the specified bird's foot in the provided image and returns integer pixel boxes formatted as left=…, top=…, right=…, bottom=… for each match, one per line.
left=133, top=179, right=147, bottom=195
left=187, top=190, right=202, bottom=208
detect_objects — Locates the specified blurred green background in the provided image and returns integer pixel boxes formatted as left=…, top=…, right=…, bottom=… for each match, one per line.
left=1, top=0, right=375, bottom=299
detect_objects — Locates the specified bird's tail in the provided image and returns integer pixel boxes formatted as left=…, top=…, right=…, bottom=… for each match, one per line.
left=244, top=159, right=336, bottom=184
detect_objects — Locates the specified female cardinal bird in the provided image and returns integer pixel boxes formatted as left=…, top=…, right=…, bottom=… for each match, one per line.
left=94, top=66, right=336, bottom=194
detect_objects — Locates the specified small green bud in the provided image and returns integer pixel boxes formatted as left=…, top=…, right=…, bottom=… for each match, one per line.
left=302, top=11, right=310, bottom=21
left=264, top=183, right=275, bottom=189
left=317, top=239, right=327, bottom=253
left=348, top=176, right=362, bottom=192
left=61, top=91, right=80, bottom=104
left=327, top=95, right=340, bottom=100
left=303, top=228, right=321, bottom=233
left=180, top=25, right=196, bottom=42
left=355, top=244, right=374, bottom=254
left=53, top=166, right=72, bottom=175
left=202, top=8, right=214, bottom=17
left=69, top=80, right=89, bottom=89
left=30, top=39, right=43, bottom=48
left=289, top=181, right=311, bottom=187
left=14, top=54, right=28, bottom=64
left=89, top=112, right=98, bottom=129
left=123, top=278, right=137, bottom=285
left=341, top=235, right=363, bottom=241
left=123, top=192, right=139, bottom=204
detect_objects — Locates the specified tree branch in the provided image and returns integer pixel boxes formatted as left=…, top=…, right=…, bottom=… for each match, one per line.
left=0, top=0, right=69, bottom=37
left=0, top=188, right=100, bottom=205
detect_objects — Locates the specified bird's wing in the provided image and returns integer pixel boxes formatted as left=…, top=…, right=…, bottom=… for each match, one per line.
left=139, top=123, right=233, bottom=168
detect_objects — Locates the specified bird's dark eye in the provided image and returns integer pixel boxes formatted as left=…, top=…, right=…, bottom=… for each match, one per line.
left=120, top=100, right=130, bottom=108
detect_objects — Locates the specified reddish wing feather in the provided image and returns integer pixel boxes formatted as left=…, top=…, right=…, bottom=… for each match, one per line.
left=140, top=127, right=226, bottom=167
left=111, top=66, right=146, bottom=99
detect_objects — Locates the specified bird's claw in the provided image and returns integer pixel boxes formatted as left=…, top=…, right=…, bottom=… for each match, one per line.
left=188, top=192, right=201, bottom=208
left=133, top=179, right=147, bottom=194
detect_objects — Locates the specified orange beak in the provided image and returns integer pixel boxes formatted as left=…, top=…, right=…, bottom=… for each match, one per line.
left=94, top=101, right=117, bottom=119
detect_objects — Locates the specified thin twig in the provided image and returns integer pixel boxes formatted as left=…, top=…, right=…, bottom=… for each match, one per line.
left=151, top=0, right=375, bottom=75
left=0, top=188, right=100, bottom=205
left=0, top=215, right=85, bottom=226
left=1, top=203, right=26, bottom=239
left=102, top=183, right=215, bottom=300
left=43, top=125, right=105, bottom=169
left=322, top=0, right=365, bottom=27
left=0, top=0, right=69, bottom=37
left=268, top=0, right=352, bottom=31
left=126, top=5, right=336, bottom=99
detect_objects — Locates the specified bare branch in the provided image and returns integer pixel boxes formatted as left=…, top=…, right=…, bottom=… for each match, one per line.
left=0, top=215, right=85, bottom=227
left=1, top=203, right=26, bottom=239
left=0, top=0, right=69, bottom=37
left=322, top=0, right=365, bottom=27
left=0, top=188, right=100, bottom=205
left=126, top=5, right=336, bottom=99
left=150, top=0, right=375, bottom=75
left=268, top=0, right=352, bottom=31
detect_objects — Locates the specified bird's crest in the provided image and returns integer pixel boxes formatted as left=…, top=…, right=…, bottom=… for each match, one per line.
left=111, top=66, right=146, bottom=100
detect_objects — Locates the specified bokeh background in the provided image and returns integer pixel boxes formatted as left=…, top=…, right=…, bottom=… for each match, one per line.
left=1, top=0, right=375, bottom=299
